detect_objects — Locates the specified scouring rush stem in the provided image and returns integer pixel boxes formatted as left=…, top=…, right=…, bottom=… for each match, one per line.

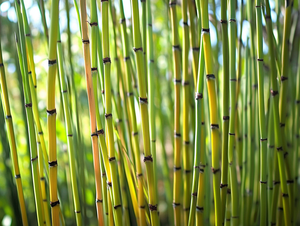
left=227, top=0, right=239, bottom=225
left=188, top=0, right=199, bottom=86
left=15, top=4, right=44, bottom=225
left=279, top=0, right=294, bottom=212
left=119, top=0, right=147, bottom=224
left=20, top=0, right=49, bottom=179
left=101, top=1, right=123, bottom=225
left=78, top=0, right=106, bottom=224
left=0, top=40, right=28, bottom=226
left=220, top=0, right=229, bottom=223
left=146, top=1, right=160, bottom=224
left=169, top=1, right=182, bottom=224
left=188, top=34, right=204, bottom=226
left=200, top=0, right=221, bottom=225
left=57, top=27, right=82, bottom=225
left=130, top=0, right=159, bottom=224
left=255, top=0, right=268, bottom=225
left=181, top=0, right=192, bottom=223
left=265, top=0, right=291, bottom=225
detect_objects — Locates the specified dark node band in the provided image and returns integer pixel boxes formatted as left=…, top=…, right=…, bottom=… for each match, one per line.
left=103, top=57, right=111, bottom=64
left=124, top=56, right=130, bottom=61
left=273, top=181, right=280, bottom=185
left=132, top=131, right=138, bottom=136
left=196, top=206, right=204, bottom=212
left=47, top=109, right=56, bottom=115
left=169, top=1, right=177, bottom=6
left=173, top=202, right=180, bottom=207
left=144, top=155, right=153, bottom=162
left=244, top=134, right=247, bottom=138
left=211, top=167, right=220, bottom=174
left=91, top=67, right=97, bottom=72
left=6, top=115, right=12, bottom=119
left=107, top=182, right=112, bottom=187
left=25, top=103, right=32, bottom=108
left=97, top=129, right=104, bottom=135
left=139, top=205, right=146, bottom=209
left=40, top=177, right=45, bottom=181
left=50, top=200, right=60, bottom=207
left=230, top=78, right=237, bottom=81
left=269, top=145, right=274, bottom=148
left=211, top=124, right=219, bottom=129
left=75, top=210, right=81, bottom=213
left=139, top=97, right=148, bottom=104
left=252, top=84, right=258, bottom=88
left=172, top=45, right=180, bottom=50
left=57, top=40, right=61, bottom=43
left=101, top=90, right=105, bottom=94
left=206, top=74, right=215, bottom=79
left=223, top=116, right=229, bottom=121
left=220, top=183, right=228, bottom=188
left=28, top=71, right=32, bottom=74
left=109, top=157, right=116, bottom=162
left=67, top=134, right=73, bottom=137
left=199, top=168, right=204, bottom=173
left=257, top=58, right=263, bottom=62
left=174, top=166, right=181, bottom=171
left=182, top=80, right=190, bottom=86
left=127, top=92, right=133, bottom=97
left=105, top=113, right=113, bottom=119
left=48, top=59, right=57, bottom=65
left=183, top=207, right=190, bottom=211
left=43, top=199, right=47, bottom=202
left=91, top=132, right=98, bottom=137
left=183, top=140, right=190, bottom=145
left=149, top=204, right=157, bottom=211
left=227, top=189, right=231, bottom=194
left=114, top=204, right=122, bottom=209
left=48, top=160, right=57, bottom=167
left=89, top=22, right=98, bottom=26
left=174, top=132, right=181, bottom=137
left=270, top=89, right=278, bottom=96
left=278, top=207, right=283, bottom=211
left=296, top=100, right=300, bottom=104
left=102, top=173, right=106, bottom=177
left=183, top=21, right=188, bottom=26
left=82, top=39, right=89, bottom=44
left=229, top=133, right=235, bottom=136
left=31, top=156, right=38, bottom=162
left=202, top=28, right=210, bottom=33
left=149, top=59, right=154, bottom=63
left=15, top=174, right=21, bottom=179
left=276, top=147, right=283, bottom=151
left=255, top=5, right=261, bottom=7
left=192, top=192, right=197, bottom=197
left=282, top=193, right=288, bottom=197
left=192, top=47, right=200, bottom=51
left=232, top=216, right=239, bottom=219
left=148, top=23, right=152, bottom=27
left=287, top=180, right=294, bottom=184
left=229, top=19, right=236, bottom=22
left=120, top=18, right=126, bottom=24
left=174, top=78, right=182, bottom=84
left=201, top=122, right=205, bottom=125
left=184, top=169, right=192, bottom=174
left=271, top=223, right=276, bottom=226
left=195, top=92, right=203, bottom=100
left=0, top=63, right=3, bottom=67
left=260, top=181, right=267, bottom=184
left=133, top=47, right=143, bottom=52
left=137, top=173, right=143, bottom=178
left=280, top=76, right=288, bottom=81
left=260, top=138, right=267, bottom=141
left=220, top=19, right=227, bottom=24
left=151, top=139, right=156, bottom=142
left=280, top=123, right=285, bottom=127
left=100, top=0, right=108, bottom=2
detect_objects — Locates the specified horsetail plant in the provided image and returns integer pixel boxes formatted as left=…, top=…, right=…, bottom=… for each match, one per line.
left=0, top=39, right=28, bottom=226
left=130, top=0, right=159, bottom=224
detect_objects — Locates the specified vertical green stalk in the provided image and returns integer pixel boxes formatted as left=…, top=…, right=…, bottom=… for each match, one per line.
left=200, top=0, right=221, bottom=225
left=146, top=1, right=159, bottom=224
left=265, top=0, right=291, bottom=225
left=118, top=0, right=147, bottom=225
left=169, top=1, right=182, bottom=224
left=101, top=1, right=123, bottom=225
left=57, top=28, right=82, bottom=225
left=227, top=1, right=239, bottom=225
left=15, top=2, right=44, bottom=225
left=0, top=40, right=28, bottom=226
left=220, top=0, right=229, bottom=223
left=130, top=0, right=159, bottom=225
left=255, top=0, right=268, bottom=225
left=181, top=0, right=192, bottom=224
left=188, top=34, right=204, bottom=226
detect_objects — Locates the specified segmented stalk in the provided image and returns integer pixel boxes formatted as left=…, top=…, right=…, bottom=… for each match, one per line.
left=119, top=0, right=147, bottom=224
left=0, top=39, right=28, bottom=226
left=130, top=0, right=159, bottom=224
left=200, top=1, right=221, bottom=225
